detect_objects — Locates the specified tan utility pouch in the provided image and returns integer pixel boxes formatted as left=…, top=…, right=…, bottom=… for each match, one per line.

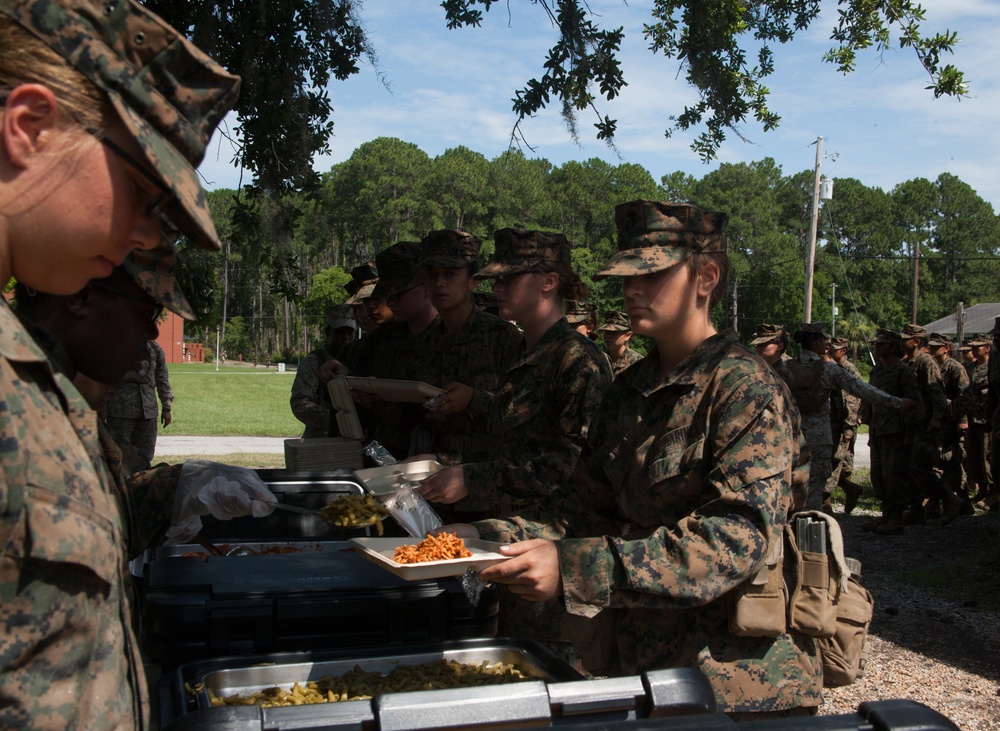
left=728, top=530, right=786, bottom=637
left=816, top=563, right=874, bottom=687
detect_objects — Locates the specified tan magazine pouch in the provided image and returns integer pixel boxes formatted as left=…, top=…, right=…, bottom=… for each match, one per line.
left=728, top=529, right=786, bottom=637
left=785, top=531, right=838, bottom=638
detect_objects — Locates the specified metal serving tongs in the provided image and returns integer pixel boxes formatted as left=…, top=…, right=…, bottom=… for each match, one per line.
left=266, top=502, right=325, bottom=519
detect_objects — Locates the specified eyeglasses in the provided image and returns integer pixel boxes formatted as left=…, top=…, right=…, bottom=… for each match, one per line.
left=89, top=280, right=164, bottom=323
left=97, top=133, right=181, bottom=246
left=387, top=283, right=422, bottom=303
left=492, top=269, right=542, bottom=288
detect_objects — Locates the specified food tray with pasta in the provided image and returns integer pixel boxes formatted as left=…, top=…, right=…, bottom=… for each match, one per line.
left=350, top=536, right=509, bottom=580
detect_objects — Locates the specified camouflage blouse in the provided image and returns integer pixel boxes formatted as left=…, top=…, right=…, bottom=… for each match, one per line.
left=477, top=331, right=822, bottom=713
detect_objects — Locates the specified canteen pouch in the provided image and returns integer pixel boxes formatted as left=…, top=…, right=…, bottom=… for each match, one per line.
left=728, top=530, right=786, bottom=638
left=785, top=527, right=838, bottom=638
left=816, top=572, right=873, bottom=687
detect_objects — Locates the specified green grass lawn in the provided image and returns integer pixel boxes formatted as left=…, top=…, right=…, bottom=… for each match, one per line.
left=166, top=363, right=303, bottom=437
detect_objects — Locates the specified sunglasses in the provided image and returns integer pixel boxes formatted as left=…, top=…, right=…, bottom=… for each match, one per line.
left=97, top=134, right=181, bottom=246
left=387, top=283, right=422, bottom=303
left=89, top=280, right=165, bottom=323
left=492, top=269, right=542, bottom=287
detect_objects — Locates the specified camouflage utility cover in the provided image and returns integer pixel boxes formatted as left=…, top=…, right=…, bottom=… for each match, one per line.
left=873, top=327, right=901, bottom=345
left=795, top=322, right=830, bottom=338
left=750, top=323, right=785, bottom=346
left=901, top=323, right=928, bottom=340
left=122, top=241, right=194, bottom=320
left=594, top=200, right=728, bottom=280
left=371, top=242, right=423, bottom=299
left=476, top=331, right=822, bottom=713
left=598, top=311, right=630, bottom=332
left=0, top=0, right=240, bottom=251
left=477, top=228, right=572, bottom=278
left=564, top=300, right=595, bottom=325
left=0, top=299, right=149, bottom=729
left=419, top=229, right=481, bottom=269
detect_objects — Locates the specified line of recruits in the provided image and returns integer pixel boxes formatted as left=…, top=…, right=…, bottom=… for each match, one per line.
left=750, top=318, right=1000, bottom=535
left=290, top=200, right=858, bottom=719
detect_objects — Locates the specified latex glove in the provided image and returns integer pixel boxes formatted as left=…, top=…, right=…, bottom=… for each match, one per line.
left=166, top=460, right=277, bottom=544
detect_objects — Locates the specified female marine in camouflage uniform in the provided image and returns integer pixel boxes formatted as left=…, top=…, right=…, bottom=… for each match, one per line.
left=449, top=201, right=822, bottom=717
left=0, top=3, right=238, bottom=727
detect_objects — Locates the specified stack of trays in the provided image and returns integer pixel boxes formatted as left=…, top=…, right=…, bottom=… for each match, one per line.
left=283, top=438, right=363, bottom=470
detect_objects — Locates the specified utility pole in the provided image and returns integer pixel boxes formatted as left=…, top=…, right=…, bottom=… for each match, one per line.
left=803, top=136, right=823, bottom=323
left=831, top=283, right=837, bottom=337
left=956, top=302, right=965, bottom=350
left=911, top=238, right=920, bottom=324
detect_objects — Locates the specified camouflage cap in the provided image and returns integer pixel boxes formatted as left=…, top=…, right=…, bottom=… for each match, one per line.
left=989, top=316, right=1000, bottom=336
left=749, top=323, right=786, bottom=346
left=795, top=322, right=831, bottom=339
left=121, top=239, right=194, bottom=320
left=900, top=323, right=928, bottom=340
left=829, top=337, right=851, bottom=350
left=324, top=304, right=355, bottom=330
left=593, top=200, right=728, bottom=280
left=371, top=242, right=424, bottom=299
left=419, top=229, right=481, bottom=269
left=959, top=343, right=972, bottom=352
left=564, top=300, right=595, bottom=325
left=597, top=310, right=631, bottom=332
left=872, top=327, right=901, bottom=345
left=345, top=262, right=378, bottom=305
left=0, top=0, right=241, bottom=252
left=926, top=332, right=952, bottom=348
left=476, top=228, right=572, bottom=279
left=473, top=290, right=498, bottom=311
left=967, top=334, right=992, bottom=347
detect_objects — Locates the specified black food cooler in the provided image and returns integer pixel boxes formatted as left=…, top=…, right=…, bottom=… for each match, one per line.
left=134, top=470, right=497, bottom=667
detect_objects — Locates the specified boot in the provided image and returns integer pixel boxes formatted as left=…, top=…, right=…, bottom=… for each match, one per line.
left=876, top=512, right=905, bottom=535
left=941, top=493, right=965, bottom=526
left=862, top=514, right=888, bottom=532
left=924, top=498, right=942, bottom=520
left=842, top=481, right=863, bottom=515
left=902, top=504, right=926, bottom=525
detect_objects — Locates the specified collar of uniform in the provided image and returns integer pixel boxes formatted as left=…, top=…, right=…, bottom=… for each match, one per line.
left=797, top=349, right=822, bottom=362
left=510, top=318, right=576, bottom=369
left=0, top=297, right=54, bottom=365
left=629, top=330, right=736, bottom=396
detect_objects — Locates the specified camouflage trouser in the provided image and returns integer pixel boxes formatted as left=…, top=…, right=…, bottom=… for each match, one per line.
left=805, top=445, right=832, bottom=510
left=909, top=429, right=944, bottom=506
left=497, top=587, right=615, bottom=678
left=105, top=416, right=157, bottom=469
left=869, top=433, right=909, bottom=514
left=964, top=423, right=991, bottom=498
left=826, top=430, right=856, bottom=492
left=938, top=428, right=965, bottom=498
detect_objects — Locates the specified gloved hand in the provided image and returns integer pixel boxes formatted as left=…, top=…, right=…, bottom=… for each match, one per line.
left=165, top=460, right=278, bottom=544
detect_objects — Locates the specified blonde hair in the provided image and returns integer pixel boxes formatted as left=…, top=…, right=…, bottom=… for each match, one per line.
left=0, top=16, right=104, bottom=131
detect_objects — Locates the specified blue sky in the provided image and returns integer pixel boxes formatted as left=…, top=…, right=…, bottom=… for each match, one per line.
left=199, top=0, right=1000, bottom=211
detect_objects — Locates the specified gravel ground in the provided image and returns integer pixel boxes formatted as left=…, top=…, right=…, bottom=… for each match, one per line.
left=819, top=506, right=1000, bottom=729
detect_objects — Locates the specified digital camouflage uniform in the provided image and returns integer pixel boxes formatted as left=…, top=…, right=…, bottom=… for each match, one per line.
left=787, top=340, right=902, bottom=510
left=901, top=335, right=948, bottom=512
left=289, top=305, right=356, bottom=439
left=598, top=311, right=643, bottom=377
left=0, top=0, right=239, bottom=726
left=476, top=201, right=821, bottom=714
left=964, top=346, right=991, bottom=501
left=0, top=300, right=149, bottom=730
left=103, top=340, right=172, bottom=467
left=416, top=230, right=523, bottom=465
left=862, top=332, right=922, bottom=521
left=933, top=342, right=971, bottom=501
left=828, top=355, right=862, bottom=488
left=477, top=332, right=822, bottom=712
left=340, top=242, right=440, bottom=457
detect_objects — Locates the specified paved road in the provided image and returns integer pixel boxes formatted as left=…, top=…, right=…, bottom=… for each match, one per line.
left=157, top=434, right=872, bottom=469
